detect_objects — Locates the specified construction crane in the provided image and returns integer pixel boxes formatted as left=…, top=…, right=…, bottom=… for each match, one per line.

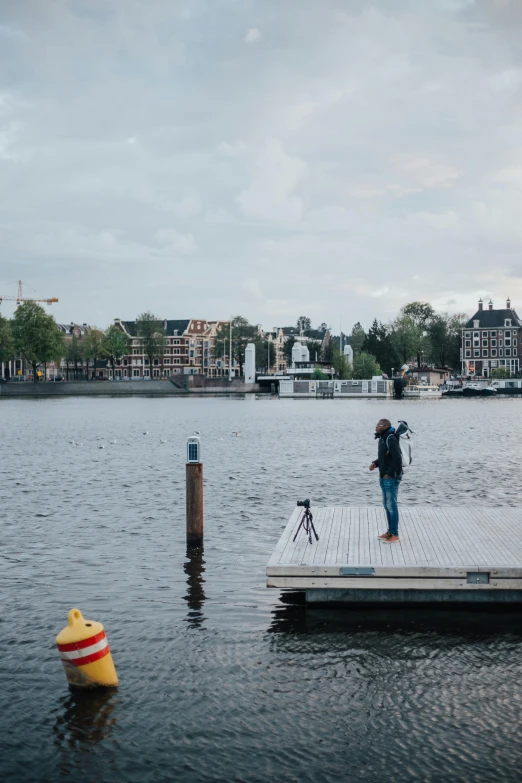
left=0, top=280, right=58, bottom=307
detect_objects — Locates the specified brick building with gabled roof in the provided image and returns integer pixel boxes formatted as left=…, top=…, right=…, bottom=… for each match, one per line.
left=105, top=318, right=235, bottom=379
left=462, top=298, right=521, bottom=377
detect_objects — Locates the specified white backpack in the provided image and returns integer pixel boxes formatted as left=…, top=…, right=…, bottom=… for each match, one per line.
left=387, top=420, right=413, bottom=470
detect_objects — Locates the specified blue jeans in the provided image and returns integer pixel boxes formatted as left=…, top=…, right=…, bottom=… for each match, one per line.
left=379, top=477, right=400, bottom=537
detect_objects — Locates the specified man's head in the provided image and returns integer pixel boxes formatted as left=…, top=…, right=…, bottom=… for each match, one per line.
left=375, top=418, right=391, bottom=435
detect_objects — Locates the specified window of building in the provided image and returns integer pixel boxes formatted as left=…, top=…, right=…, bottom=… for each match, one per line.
left=482, top=350, right=488, bottom=357
left=133, top=369, right=140, bottom=377
left=473, top=321, right=480, bottom=328
left=491, top=349, right=497, bottom=357
left=482, top=340, right=488, bottom=347
left=465, top=350, right=471, bottom=358
left=474, top=350, right=480, bottom=357
left=164, top=358, right=170, bottom=364
left=174, top=339, right=180, bottom=345
left=133, top=349, right=139, bottom=355
left=174, top=358, right=180, bottom=364
left=491, top=360, right=497, bottom=367
left=144, top=359, right=149, bottom=365
left=144, top=369, right=150, bottom=377
left=153, top=359, right=159, bottom=366
left=123, top=359, right=128, bottom=366
left=153, top=369, right=160, bottom=377
left=465, top=340, right=471, bottom=348
left=505, top=319, right=512, bottom=327
left=514, top=339, right=517, bottom=347
left=465, top=331, right=471, bottom=338
left=174, top=349, right=180, bottom=355
left=499, top=349, right=504, bottom=357
left=506, top=348, right=511, bottom=357
left=491, top=339, right=497, bottom=347
left=499, top=339, right=503, bottom=347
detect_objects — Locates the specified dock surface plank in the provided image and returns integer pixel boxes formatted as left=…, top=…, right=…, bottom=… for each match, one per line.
left=267, top=506, right=522, bottom=592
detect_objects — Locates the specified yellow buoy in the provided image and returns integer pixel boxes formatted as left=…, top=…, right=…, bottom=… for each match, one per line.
left=56, top=608, right=118, bottom=689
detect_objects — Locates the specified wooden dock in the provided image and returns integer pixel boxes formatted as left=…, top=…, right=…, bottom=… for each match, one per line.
left=267, top=506, right=522, bottom=603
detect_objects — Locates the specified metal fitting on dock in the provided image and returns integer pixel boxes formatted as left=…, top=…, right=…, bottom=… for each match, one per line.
left=56, top=608, right=118, bottom=689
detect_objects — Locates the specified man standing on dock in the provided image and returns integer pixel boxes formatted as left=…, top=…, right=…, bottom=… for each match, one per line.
left=369, top=419, right=403, bottom=543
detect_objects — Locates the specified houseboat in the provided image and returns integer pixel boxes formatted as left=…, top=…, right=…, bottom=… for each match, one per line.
left=402, top=384, right=442, bottom=399
left=489, top=379, right=522, bottom=395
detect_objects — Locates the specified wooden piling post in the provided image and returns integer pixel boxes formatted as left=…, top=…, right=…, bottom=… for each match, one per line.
left=186, top=436, right=203, bottom=542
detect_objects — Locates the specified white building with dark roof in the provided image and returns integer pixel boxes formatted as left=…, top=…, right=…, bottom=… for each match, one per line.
left=462, top=298, right=521, bottom=377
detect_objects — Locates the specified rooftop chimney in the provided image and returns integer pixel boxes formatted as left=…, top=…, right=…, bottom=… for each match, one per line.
left=478, top=298, right=483, bottom=311
left=507, top=297, right=511, bottom=309
left=488, top=300, right=493, bottom=311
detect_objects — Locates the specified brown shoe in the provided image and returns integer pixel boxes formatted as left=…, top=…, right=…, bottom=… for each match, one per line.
left=377, top=532, right=390, bottom=540
left=382, top=534, right=400, bottom=544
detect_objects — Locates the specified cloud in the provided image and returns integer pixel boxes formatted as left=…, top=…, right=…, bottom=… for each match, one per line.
left=2, top=0, right=522, bottom=327
left=155, top=228, right=197, bottom=254
left=237, top=139, right=307, bottom=222
left=244, top=28, right=262, bottom=43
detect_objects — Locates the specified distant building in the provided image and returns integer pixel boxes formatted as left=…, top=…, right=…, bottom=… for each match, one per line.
left=462, top=298, right=521, bottom=378
left=410, top=367, right=451, bottom=385
left=101, top=318, right=236, bottom=380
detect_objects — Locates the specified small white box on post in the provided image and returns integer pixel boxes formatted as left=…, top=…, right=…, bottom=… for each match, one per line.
left=187, top=436, right=201, bottom=464
left=186, top=436, right=203, bottom=542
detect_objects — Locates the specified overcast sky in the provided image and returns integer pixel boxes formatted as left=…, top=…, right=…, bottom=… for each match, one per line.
left=1, top=0, right=522, bottom=331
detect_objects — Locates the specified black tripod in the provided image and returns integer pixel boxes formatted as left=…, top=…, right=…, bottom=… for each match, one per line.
left=293, top=501, right=319, bottom=545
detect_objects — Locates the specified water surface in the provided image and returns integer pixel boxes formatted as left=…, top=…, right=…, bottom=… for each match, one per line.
left=1, top=397, right=521, bottom=782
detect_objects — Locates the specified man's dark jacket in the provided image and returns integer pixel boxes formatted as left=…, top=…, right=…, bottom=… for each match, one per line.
left=374, top=427, right=403, bottom=479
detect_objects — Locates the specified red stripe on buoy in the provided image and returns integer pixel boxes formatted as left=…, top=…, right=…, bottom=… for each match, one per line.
left=63, top=645, right=111, bottom=668
left=57, top=630, right=106, bottom=653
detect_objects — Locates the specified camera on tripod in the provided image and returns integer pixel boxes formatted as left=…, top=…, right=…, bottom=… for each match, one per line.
left=293, top=498, right=319, bottom=544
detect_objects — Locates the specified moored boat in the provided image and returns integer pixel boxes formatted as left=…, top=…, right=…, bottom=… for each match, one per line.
left=462, top=383, right=497, bottom=397
left=403, top=384, right=442, bottom=399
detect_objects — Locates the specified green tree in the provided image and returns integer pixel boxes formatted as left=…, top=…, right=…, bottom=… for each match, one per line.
left=283, top=335, right=297, bottom=366
left=103, top=325, right=129, bottom=378
left=0, top=314, right=14, bottom=371
left=363, top=319, right=398, bottom=375
left=350, top=322, right=366, bottom=355
left=491, top=367, right=512, bottom=379
left=11, top=301, right=65, bottom=382
left=296, top=315, right=312, bottom=333
left=401, top=301, right=435, bottom=368
left=65, top=335, right=85, bottom=380
left=230, top=315, right=256, bottom=376
left=136, top=312, right=167, bottom=379
left=306, top=339, right=322, bottom=362
left=254, top=339, right=275, bottom=373
left=352, top=351, right=381, bottom=379
left=311, top=368, right=329, bottom=380
left=332, top=344, right=352, bottom=379
left=390, top=315, right=419, bottom=366
left=211, top=316, right=256, bottom=377
left=426, top=312, right=467, bottom=370
left=83, top=328, right=105, bottom=380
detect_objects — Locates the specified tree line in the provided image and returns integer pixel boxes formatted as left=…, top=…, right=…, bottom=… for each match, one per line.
left=0, top=304, right=168, bottom=382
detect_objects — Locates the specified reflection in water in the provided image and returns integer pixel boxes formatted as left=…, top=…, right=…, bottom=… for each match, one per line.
left=183, top=543, right=207, bottom=628
left=53, top=688, right=119, bottom=748
left=269, top=594, right=522, bottom=638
